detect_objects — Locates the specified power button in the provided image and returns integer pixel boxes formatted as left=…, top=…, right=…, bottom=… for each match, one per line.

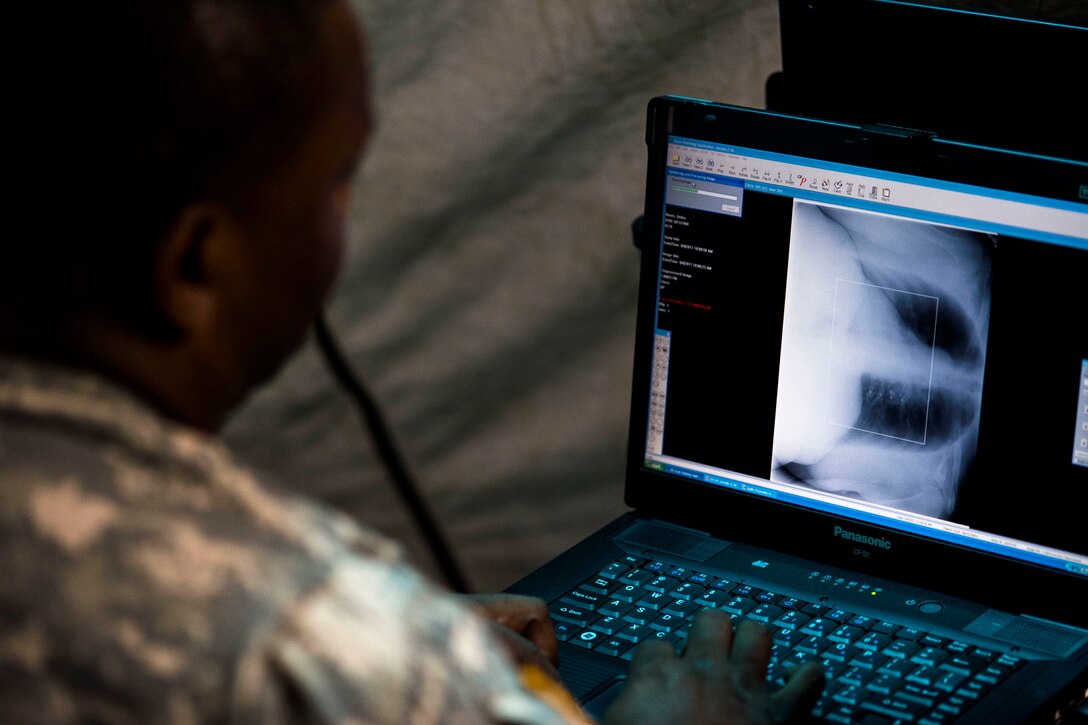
left=917, top=601, right=944, bottom=615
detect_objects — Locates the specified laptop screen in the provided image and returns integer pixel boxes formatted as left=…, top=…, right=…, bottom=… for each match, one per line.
left=639, top=109, right=1088, bottom=583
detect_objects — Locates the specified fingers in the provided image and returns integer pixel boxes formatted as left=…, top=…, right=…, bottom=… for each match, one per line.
left=682, top=608, right=734, bottom=663
left=730, top=619, right=773, bottom=690
left=770, top=662, right=826, bottom=723
left=460, top=593, right=559, bottom=667
left=628, top=638, right=678, bottom=680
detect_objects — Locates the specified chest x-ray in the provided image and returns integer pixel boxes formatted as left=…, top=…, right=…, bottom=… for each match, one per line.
left=771, top=202, right=993, bottom=519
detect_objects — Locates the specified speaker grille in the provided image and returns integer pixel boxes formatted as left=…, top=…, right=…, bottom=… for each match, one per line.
left=966, top=610, right=1087, bottom=658
left=617, top=521, right=730, bottom=562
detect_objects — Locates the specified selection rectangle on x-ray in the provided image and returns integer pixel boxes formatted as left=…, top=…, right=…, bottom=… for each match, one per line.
left=826, top=279, right=939, bottom=445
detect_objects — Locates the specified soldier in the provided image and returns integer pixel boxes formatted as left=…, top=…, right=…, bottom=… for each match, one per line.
left=0, top=1, right=823, bottom=722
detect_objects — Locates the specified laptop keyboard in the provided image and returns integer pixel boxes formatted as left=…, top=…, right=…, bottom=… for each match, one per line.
left=549, top=557, right=1023, bottom=724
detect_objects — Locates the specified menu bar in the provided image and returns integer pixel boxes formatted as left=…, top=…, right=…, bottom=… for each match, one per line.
left=667, top=141, right=1088, bottom=243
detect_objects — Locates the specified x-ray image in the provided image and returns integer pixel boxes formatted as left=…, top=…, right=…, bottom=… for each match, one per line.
left=771, top=202, right=993, bottom=518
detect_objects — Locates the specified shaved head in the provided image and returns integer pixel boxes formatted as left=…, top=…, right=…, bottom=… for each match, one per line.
left=2, top=0, right=345, bottom=335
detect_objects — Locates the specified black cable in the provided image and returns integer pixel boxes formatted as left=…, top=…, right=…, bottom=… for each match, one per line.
left=313, top=312, right=470, bottom=593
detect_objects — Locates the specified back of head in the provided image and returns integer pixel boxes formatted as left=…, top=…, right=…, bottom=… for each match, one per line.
left=1, top=0, right=333, bottom=340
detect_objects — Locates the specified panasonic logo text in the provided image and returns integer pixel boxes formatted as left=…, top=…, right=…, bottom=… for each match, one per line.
left=834, top=526, right=892, bottom=550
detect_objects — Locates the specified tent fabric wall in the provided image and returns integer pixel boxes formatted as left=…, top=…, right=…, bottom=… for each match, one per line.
left=223, top=0, right=780, bottom=592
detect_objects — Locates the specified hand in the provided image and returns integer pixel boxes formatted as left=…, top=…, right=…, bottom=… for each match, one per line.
left=458, top=593, right=560, bottom=677
left=602, top=611, right=825, bottom=725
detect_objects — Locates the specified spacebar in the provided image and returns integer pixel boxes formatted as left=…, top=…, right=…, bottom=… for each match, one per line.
left=858, top=695, right=926, bottom=722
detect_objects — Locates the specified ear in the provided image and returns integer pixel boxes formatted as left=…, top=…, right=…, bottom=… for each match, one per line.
left=154, top=203, right=239, bottom=337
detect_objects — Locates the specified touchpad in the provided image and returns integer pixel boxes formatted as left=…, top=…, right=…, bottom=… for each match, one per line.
left=582, top=676, right=628, bottom=720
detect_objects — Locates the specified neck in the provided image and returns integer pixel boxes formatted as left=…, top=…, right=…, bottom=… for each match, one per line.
left=0, top=312, right=236, bottom=431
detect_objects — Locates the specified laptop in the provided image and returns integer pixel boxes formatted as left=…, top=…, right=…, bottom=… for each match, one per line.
left=506, top=96, right=1088, bottom=723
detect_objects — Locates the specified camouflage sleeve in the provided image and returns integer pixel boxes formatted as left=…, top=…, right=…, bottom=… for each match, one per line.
left=228, top=555, right=571, bottom=725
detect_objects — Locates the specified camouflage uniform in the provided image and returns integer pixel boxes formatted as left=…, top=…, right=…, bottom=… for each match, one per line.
left=0, top=356, right=567, bottom=724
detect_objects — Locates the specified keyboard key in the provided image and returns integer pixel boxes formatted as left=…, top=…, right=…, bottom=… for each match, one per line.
left=581, top=577, right=619, bottom=595
left=650, top=630, right=683, bottom=647
left=612, top=584, right=643, bottom=603
left=883, top=638, right=920, bottom=660
left=722, top=596, right=756, bottom=616
left=615, top=623, right=651, bottom=643
left=819, top=659, right=849, bottom=681
left=906, top=665, right=942, bottom=687
left=619, top=556, right=645, bottom=567
left=662, top=598, right=699, bottom=618
left=620, top=569, right=654, bottom=586
left=669, top=582, right=705, bottom=601
left=824, top=705, right=856, bottom=724
left=802, top=602, right=831, bottom=617
left=594, top=636, right=635, bottom=658
left=779, top=597, right=805, bottom=610
left=728, top=584, right=754, bottom=597
left=590, top=616, right=624, bottom=636
left=599, top=562, right=629, bottom=580
left=848, top=649, right=883, bottom=671
left=784, top=649, right=820, bottom=668
left=974, top=663, right=1011, bottom=685
left=623, top=606, right=653, bottom=625
left=871, top=620, right=900, bottom=637
left=919, top=633, right=949, bottom=648
left=636, top=591, right=670, bottom=610
left=773, top=628, right=804, bottom=648
left=857, top=632, right=892, bottom=652
left=996, top=653, right=1023, bottom=669
left=694, top=589, right=730, bottom=608
left=560, top=588, right=605, bottom=610
left=686, top=572, right=710, bottom=585
left=674, top=621, right=695, bottom=639
left=840, top=666, right=874, bottom=688
left=877, top=658, right=915, bottom=679
left=667, top=566, right=690, bottom=579
left=939, top=655, right=984, bottom=676
left=865, top=674, right=898, bottom=695
left=896, top=627, right=925, bottom=642
left=859, top=694, right=926, bottom=721
left=570, top=630, right=604, bottom=649
left=644, top=561, right=668, bottom=573
left=649, top=613, right=682, bottom=633
left=598, top=599, right=632, bottom=618
left=825, top=609, right=854, bottom=623
left=911, top=647, right=949, bottom=668
left=551, top=604, right=593, bottom=627
left=937, top=695, right=969, bottom=715
left=795, top=635, right=828, bottom=655
left=832, top=684, right=865, bottom=705
left=821, top=641, right=852, bottom=663
left=553, top=622, right=576, bottom=641
left=897, top=683, right=941, bottom=707
left=828, top=624, right=866, bottom=645
left=919, top=709, right=959, bottom=724
left=849, top=615, right=876, bottom=629
left=748, top=604, right=784, bottom=624
left=932, top=669, right=967, bottom=693
left=755, top=590, right=781, bottom=605
left=645, top=575, right=680, bottom=593
left=955, top=679, right=990, bottom=700
left=800, top=617, right=836, bottom=637
left=773, top=610, right=810, bottom=630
